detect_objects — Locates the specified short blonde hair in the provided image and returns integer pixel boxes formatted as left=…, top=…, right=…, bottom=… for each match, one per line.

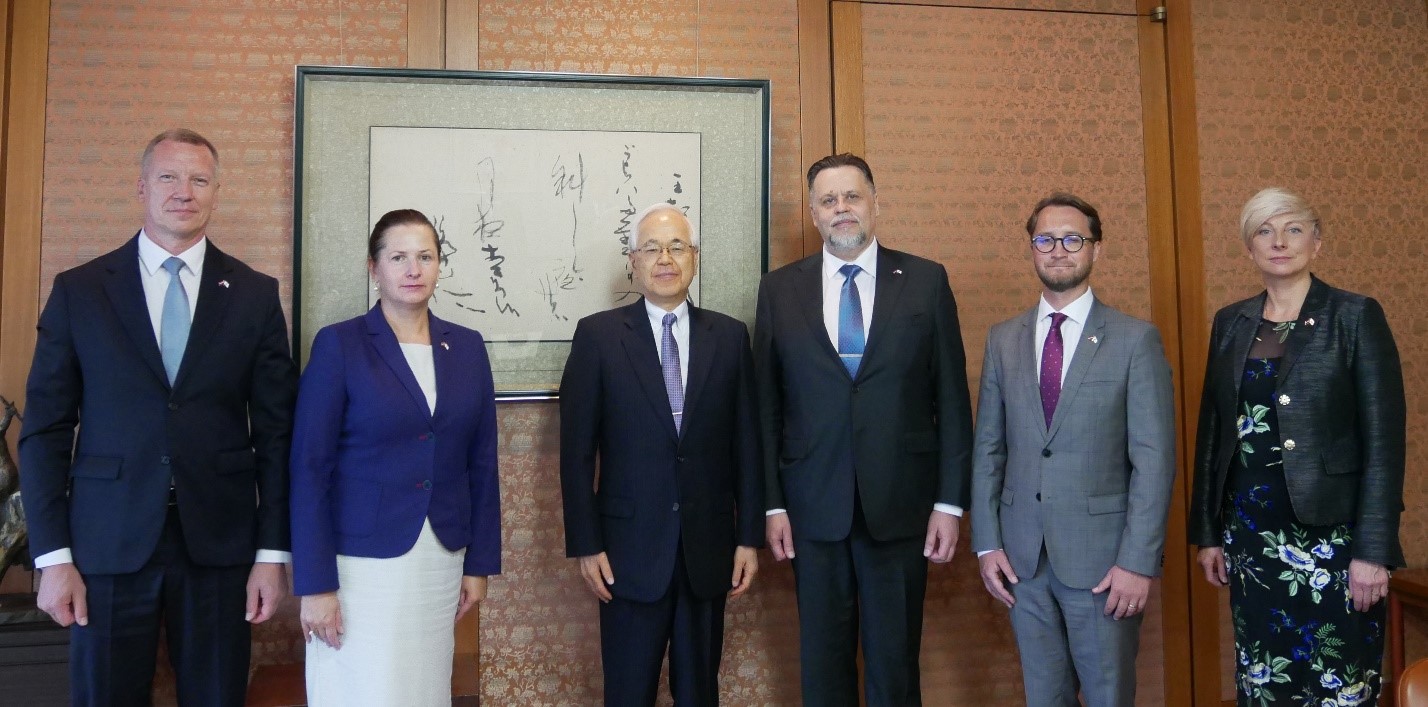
left=1239, top=187, right=1320, bottom=246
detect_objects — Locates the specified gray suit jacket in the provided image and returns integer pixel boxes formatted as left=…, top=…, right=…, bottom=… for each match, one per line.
left=970, top=298, right=1176, bottom=590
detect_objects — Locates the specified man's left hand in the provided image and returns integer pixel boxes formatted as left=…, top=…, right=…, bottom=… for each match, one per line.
left=923, top=511, right=959, bottom=564
left=729, top=546, right=759, bottom=598
left=246, top=563, right=288, bottom=624
left=1092, top=565, right=1151, bottom=620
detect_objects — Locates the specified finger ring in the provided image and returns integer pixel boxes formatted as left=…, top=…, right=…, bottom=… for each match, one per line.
left=309, top=630, right=316, bottom=638
left=1128, top=603, right=1137, bottom=609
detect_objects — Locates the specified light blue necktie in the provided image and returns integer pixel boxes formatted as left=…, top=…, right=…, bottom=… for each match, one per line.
left=160, top=256, right=191, bottom=384
left=661, top=313, right=684, bottom=433
left=838, top=263, right=865, bottom=377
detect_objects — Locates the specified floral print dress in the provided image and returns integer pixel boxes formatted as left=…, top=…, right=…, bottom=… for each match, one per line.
left=1221, top=320, right=1384, bottom=706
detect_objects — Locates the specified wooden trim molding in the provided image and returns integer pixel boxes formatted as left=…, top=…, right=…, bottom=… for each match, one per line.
left=829, top=2, right=865, bottom=158
left=408, top=0, right=446, bottom=69
left=797, top=0, right=834, bottom=258
left=445, top=0, right=480, bottom=71
left=0, top=0, right=50, bottom=595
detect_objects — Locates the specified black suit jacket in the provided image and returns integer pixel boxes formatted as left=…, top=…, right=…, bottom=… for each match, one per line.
left=1189, top=275, right=1405, bottom=567
left=754, top=246, right=973, bottom=542
left=20, top=235, right=298, bottom=574
left=559, top=300, right=764, bottom=602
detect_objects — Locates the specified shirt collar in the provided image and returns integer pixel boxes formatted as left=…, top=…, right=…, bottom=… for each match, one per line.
left=1038, top=287, right=1095, bottom=325
left=138, top=229, right=207, bottom=277
left=822, top=238, right=879, bottom=280
left=644, top=297, right=690, bottom=325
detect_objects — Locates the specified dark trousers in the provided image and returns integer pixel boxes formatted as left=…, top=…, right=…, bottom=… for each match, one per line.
left=70, top=507, right=251, bottom=707
left=599, top=550, right=727, bottom=707
left=792, top=505, right=928, bottom=707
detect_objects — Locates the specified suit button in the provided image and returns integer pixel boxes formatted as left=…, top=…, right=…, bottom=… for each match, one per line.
left=167, top=402, right=179, bottom=411
left=1283, top=439, right=1296, bottom=451
left=1035, top=493, right=1042, bottom=501
left=160, top=455, right=171, bottom=465
left=672, top=503, right=680, bottom=512
left=422, top=480, right=432, bottom=490
left=419, top=433, right=430, bottom=441
left=1278, top=395, right=1290, bottom=406
left=1041, top=449, right=1051, bottom=458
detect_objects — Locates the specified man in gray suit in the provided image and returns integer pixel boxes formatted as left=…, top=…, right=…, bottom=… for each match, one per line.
left=970, top=193, right=1175, bottom=707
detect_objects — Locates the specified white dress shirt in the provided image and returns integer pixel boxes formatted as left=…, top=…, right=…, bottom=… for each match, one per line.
left=769, top=241, right=962, bottom=518
left=645, top=298, right=691, bottom=391
left=399, top=343, right=438, bottom=414
left=34, top=231, right=289, bottom=569
left=1035, top=287, right=1095, bottom=387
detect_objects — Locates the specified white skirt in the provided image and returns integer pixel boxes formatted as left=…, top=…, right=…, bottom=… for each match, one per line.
left=306, top=518, right=464, bottom=707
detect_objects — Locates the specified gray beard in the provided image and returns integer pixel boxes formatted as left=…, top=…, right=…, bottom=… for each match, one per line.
left=825, top=229, right=869, bottom=254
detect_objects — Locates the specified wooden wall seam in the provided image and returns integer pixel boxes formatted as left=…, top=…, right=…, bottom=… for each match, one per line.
left=408, top=0, right=446, bottom=69
left=829, top=2, right=865, bottom=157
left=797, top=0, right=834, bottom=258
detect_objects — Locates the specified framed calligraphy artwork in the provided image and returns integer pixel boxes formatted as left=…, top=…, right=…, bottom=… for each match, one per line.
left=293, top=67, right=770, bottom=399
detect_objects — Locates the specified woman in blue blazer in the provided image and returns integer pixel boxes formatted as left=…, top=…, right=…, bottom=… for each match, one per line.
left=290, top=209, right=500, bottom=706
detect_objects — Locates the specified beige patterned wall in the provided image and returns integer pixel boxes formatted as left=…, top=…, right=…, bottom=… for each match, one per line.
left=860, top=4, right=1160, bottom=703
left=1190, top=0, right=1428, bottom=699
left=474, top=1, right=805, bottom=704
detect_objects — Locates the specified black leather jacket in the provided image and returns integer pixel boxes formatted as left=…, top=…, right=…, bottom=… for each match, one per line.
left=1189, top=276, right=1406, bottom=567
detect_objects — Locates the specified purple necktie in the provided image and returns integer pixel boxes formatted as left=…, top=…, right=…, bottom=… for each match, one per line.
left=661, top=312, right=684, bottom=433
left=1040, top=312, right=1068, bottom=428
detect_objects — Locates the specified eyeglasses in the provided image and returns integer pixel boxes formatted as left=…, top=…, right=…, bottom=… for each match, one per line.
left=632, top=241, right=697, bottom=258
left=1030, top=234, right=1097, bottom=253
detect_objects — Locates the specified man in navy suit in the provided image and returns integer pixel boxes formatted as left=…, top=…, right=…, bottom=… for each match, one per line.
left=755, top=153, right=973, bottom=705
left=20, top=128, right=298, bottom=706
left=560, top=203, right=764, bottom=706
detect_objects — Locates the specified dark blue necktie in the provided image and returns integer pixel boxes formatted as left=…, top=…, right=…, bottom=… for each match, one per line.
left=838, top=264, right=865, bottom=377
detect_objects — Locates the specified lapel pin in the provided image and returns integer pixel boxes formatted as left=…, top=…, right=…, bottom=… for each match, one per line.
left=893, top=269, right=903, bottom=275
left=218, top=280, right=230, bottom=288
left=440, top=341, right=450, bottom=350
left=1305, top=318, right=1315, bottom=326
left=1088, top=336, right=1098, bottom=344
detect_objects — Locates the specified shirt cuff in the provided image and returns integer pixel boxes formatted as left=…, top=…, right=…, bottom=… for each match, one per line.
left=933, top=503, right=963, bottom=517
left=34, top=548, right=73, bottom=569
left=976, top=549, right=999, bottom=558
left=766, top=508, right=787, bottom=516
left=255, top=549, right=292, bottom=564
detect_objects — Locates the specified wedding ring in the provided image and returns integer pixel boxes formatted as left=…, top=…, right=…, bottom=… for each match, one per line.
left=1128, top=604, right=1137, bottom=609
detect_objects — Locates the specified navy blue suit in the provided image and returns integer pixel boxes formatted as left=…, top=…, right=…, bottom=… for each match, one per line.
left=559, top=300, right=763, bottom=706
left=19, top=235, right=298, bottom=705
left=289, top=305, right=500, bottom=596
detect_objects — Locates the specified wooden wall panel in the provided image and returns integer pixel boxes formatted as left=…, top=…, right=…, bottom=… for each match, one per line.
left=1189, top=0, right=1428, bottom=701
left=859, top=4, right=1161, bottom=703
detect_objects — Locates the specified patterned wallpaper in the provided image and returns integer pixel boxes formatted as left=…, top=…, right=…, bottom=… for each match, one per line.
left=1190, top=0, right=1428, bottom=699
left=861, top=4, right=1160, bottom=704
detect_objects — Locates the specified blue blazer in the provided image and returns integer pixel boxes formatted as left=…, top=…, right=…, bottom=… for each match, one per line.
left=290, top=305, right=500, bottom=596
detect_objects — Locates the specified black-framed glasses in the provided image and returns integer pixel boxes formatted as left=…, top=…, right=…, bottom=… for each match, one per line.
left=632, top=241, right=698, bottom=258
left=1030, top=234, right=1097, bottom=253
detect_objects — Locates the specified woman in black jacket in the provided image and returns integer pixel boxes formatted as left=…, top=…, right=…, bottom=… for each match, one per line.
left=1190, top=187, right=1405, bottom=706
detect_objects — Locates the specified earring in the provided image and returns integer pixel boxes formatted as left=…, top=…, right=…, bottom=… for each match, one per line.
left=372, top=283, right=378, bottom=292
left=435, top=282, right=440, bottom=289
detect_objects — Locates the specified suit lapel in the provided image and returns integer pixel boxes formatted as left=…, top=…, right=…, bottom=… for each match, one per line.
left=172, top=244, right=235, bottom=390
left=858, top=246, right=908, bottom=380
left=102, top=236, right=170, bottom=387
left=621, top=301, right=679, bottom=440
left=1013, top=308, right=1046, bottom=441
left=364, top=305, right=434, bottom=419
left=1276, top=276, right=1329, bottom=384
left=794, top=254, right=842, bottom=369
left=682, top=306, right=716, bottom=434
left=429, top=313, right=457, bottom=423
left=1226, top=295, right=1263, bottom=408
left=1047, top=299, right=1106, bottom=440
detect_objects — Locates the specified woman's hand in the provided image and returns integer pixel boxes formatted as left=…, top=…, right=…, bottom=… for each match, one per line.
left=1348, top=559, right=1389, bottom=612
left=301, top=592, right=344, bottom=649
left=1197, top=546, right=1228, bottom=587
left=456, top=576, right=487, bottom=622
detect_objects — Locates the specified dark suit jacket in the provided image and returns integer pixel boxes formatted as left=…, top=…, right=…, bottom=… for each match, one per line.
left=754, top=246, right=973, bottom=542
left=1189, top=275, right=1406, bottom=567
left=559, top=300, right=764, bottom=603
left=20, top=235, right=298, bottom=574
left=289, top=306, right=501, bottom=596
